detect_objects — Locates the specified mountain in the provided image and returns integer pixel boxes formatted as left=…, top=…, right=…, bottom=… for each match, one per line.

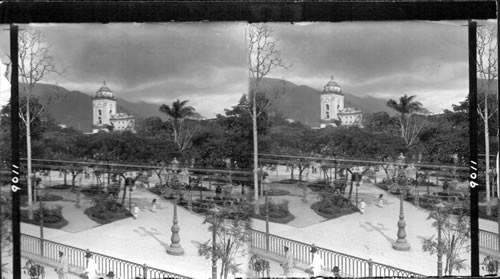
left=257, top=78, right=394, bottom=127
left=21, top=83, right=166, bottom=132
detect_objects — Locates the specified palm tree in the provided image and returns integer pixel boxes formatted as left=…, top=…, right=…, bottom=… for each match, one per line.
left=386, top=94, right=425, bottom=147
left=160, top=99, right=196, bottom=150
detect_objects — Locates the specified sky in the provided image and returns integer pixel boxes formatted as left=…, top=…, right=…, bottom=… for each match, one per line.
left=0, top=21, right=496, bottom=116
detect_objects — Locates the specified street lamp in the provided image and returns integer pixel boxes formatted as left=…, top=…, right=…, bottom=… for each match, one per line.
left=209, top=205, right=220, bottom=279
left=167, top=158, right=184, bottom=256
left=436, top=201, right=445, bottom=277
left=392, top=153, right=411, bottom=251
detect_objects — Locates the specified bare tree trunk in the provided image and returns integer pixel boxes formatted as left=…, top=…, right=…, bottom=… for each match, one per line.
left=253, top=92, right=259, bottom=214
left=26, top=101, right=33, bottom=220
left=485, top=96, right=492, bottom=215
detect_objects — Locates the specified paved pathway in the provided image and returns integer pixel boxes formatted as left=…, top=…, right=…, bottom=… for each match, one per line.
left=18, top=171, right=477, bottom=277
left=252, top=178, right=471, bottom=277
left=21, top=187, right=249, bottom=279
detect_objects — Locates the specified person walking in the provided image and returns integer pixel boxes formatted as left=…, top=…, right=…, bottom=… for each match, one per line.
left=309, top=245, right=323, bottom=277
left=55, top=251, right=69, bottom=279
left=83, top=251, right=100, bottom=279
left=280, top=245, right=294, bottom=277
left=132, top=204, right=140, bottom=219
left=151, top=199, right=157, bottom=213
left=378, top=194, right=384, bottom=208
left=359, top=199, right=367, bottom=214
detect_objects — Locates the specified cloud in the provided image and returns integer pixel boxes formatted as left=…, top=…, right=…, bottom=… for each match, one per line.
left=262, top=21, right=470, bottom=113
left=0, top=21, right=486, bottom=116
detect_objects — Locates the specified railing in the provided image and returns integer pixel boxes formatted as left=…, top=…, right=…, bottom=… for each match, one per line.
left=21, top=234, right=191, bottom=279
left=480, top=229, right=500, bottom=252
left=250, top=229, right=424, bottom=277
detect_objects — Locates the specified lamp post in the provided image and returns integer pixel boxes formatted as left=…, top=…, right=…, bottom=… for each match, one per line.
left=263, top=177, right=270, bottom=251
left=209, top=205, right=220, bottom=279
left=167, top=158, right=184, bottom=256
left=392, top=153, right=411, bottom=251
left=436, top=201, right=445, bottom=277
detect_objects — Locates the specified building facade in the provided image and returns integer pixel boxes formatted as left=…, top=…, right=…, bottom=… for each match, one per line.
left=92, top=81, right=135, bottom=133
left=319, top=76, right=362, bottom=128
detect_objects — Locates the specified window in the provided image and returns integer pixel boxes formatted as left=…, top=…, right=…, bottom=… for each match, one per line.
left=326, top=112, right=330, bottom=119
left=98, top=109, right=102, bottom=116
left=325, top=104, right=330, bottom=111
left=98, top=117, right=102, bottom=124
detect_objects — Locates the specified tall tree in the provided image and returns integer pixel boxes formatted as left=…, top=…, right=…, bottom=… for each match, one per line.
left=11, top=29, right=59, bottom=220
left=422, top=201, right=470, bottom=276
left=248, top=23, right=289, bottom=208
left=386, top=94, right=426, bottom=147
left=160, top=99, right=198, bottom=152
left=197, top=206, right=251, bottom=279
left=476, top=25, right=498, bottom=216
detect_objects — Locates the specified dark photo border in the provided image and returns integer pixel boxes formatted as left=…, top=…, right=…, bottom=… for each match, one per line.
left=0, top=1, right=496, bottom=278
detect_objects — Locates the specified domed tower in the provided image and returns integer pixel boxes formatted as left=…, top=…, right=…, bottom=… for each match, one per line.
left=92, top=81, right=117, bottom=133
left=319, top=75, right=344, bottom=128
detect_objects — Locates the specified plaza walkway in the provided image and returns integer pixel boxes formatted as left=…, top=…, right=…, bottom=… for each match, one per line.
left=21, top=187, right=250, bottom=279
left=253, top=171, right=471, bottom=277
left=12, top=169, right=485, bottom=278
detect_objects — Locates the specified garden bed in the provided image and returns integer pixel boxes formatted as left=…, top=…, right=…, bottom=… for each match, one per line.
left=277, top=179, right=302, bottom=184
left=311, top=192, right=358, bottom=219
left=20, top=206, right=69, bottom=229
left=81, top=185, right=107, bottom=198
left=266, top=189, right=290, bottom=196
left=311, top=202, right=358, bottom=219
left=251, top=199, right=295, bottom=224
left=46, top=184, right=72, bottom=190
left=84, top=205, right=131, bottom=224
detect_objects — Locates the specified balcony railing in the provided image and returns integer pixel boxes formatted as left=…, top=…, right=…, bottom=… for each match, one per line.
left=250, top=229, right=424, bottom=277
left=21, top=233, right=191, bottom=279
left=479, top=229, right=500, bottom=252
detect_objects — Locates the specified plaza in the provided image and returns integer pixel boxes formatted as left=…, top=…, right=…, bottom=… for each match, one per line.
left=5, top=164, right=475, bottom=279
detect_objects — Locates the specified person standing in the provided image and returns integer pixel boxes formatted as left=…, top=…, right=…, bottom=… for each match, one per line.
left=378, top=194, right=384, bottom=208
left=151, top=199, right=157, bottom=213
left=83, top=252, right=100, bottom=279
left=309, top=246, right=323, bottom=277
left=359, top=199, right=367, bottom=214
left=280, top=245, right=294, bottom=277
left=132, top=204, right=140, bottom=219
left=332, top=266, right=342, bottom=278
left=55, top=251, right=69, bottom=279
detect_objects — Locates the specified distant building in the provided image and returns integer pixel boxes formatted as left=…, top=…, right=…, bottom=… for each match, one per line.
left=92, top=81, right=135, bottom=133
left=319, top=76, right=362, bottom=128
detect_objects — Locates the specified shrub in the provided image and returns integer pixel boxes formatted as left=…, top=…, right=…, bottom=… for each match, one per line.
left=259, top=199, right=290, bottom=219
left=312, top=192, right=358, bottom=219
left=20, top=205, right=68, bottom=229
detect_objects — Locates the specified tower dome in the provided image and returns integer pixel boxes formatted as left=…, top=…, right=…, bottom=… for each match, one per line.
left=95, top=81, right=114, bottom=99
left=323, top=75, right=342, bottom=94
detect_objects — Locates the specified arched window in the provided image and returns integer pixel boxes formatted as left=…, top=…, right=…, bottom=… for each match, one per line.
left=98, top=117, right=102, bottom=124
left=326, top=112, right=330, bottom=119
left=325, top=104, right=330, bottom=111
left=98, top=109, right=102, bottom=116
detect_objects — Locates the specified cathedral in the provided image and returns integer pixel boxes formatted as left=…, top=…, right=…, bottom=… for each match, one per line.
left=319, top=76, right=362, bottom=128
left=92, top=81, right=135, bottom=133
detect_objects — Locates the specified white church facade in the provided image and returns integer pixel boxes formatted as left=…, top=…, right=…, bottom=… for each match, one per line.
left=92, top=82, right=135, bottom=133
left=319, top=76, right=362, bottom=128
